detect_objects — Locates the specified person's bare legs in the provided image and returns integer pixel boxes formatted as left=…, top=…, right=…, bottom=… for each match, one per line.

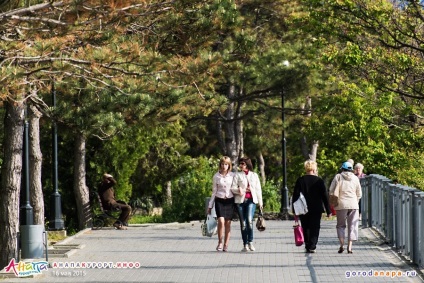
left=347, top=240, right=353, bottom=253
left=223, top=219, right=231, bottom=251
left=216, top=217, right=225, bottom=250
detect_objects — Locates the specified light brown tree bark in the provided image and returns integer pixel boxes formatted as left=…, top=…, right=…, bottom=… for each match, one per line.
left=219, top=84, right=244, bottom=166
left=300, top=96, right=318, bottom=161
left=165, top=180, right=172, bottom=205
left=28, top=104, right=44, bottom=226
left=224, top=85, right=239, bottom=164
left=0, top=100, right=25, bottom=268
left=258, top=152, right=266, bottom=186
left=73, top=132, right=91, bottom=229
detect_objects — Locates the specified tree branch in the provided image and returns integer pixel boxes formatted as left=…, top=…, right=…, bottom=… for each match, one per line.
left=10, top=14, right=66, bottom=25
left=0, top=1, right=63, bottom=19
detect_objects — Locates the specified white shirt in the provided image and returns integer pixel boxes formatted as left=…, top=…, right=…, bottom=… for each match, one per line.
left=208, top=171, right=235, bottom=209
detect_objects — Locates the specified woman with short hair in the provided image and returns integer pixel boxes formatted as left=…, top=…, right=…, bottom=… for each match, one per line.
left=354, top=163, right=366, bottom=219
left=292, top=160, right=331, bottom=253
left=329, top=161, right=362, bottom=254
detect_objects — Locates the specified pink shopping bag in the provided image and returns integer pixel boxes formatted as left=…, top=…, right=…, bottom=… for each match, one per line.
left=293, top=217, right=304, bottom=246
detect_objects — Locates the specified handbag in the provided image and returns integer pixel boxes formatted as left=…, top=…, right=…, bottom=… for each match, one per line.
left=293, top=216, right=304, bottom=246
left=201, top=214, right=217, bottom=237
left=329, top=195, right=339, bottom=207
left=256, top=209, right=266, bottom=232
left=293, top=192, right=308, bottom=215
left=329, top=175, right=342, bottom=207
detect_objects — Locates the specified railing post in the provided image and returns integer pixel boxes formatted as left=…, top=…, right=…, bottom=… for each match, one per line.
left=386, top=183, right=396, bottom=246
left=360, top=176, right=369, bottom=228
left=412, top=192, right=424, bottom=268
left=362, top=174, right=422, bottom=268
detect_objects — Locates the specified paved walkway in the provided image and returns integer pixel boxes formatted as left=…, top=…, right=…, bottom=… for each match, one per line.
left=1, top=220, right=423, bottom=283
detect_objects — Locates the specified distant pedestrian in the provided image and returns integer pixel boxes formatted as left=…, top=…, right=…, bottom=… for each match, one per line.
left=337, top=158, right=354, bottom=174
left=354, top=163, right=366, bottom=219
left=231, top=157, right=263, bottom=252
left=207, top=156, right=235, bottom=252
left=329, top=162, right=362, bottom=254
left=292, top=160, right=331, bottom=253
left=98, top=173, right=132, bottom=230
left=353, top=163, right=365, bottom=178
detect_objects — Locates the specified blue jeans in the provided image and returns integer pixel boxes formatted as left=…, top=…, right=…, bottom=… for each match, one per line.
left=236, top=199, right=256, bottom=245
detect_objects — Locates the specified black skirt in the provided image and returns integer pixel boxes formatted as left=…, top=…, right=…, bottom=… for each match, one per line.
left=214, top=197, right=235, bottom=220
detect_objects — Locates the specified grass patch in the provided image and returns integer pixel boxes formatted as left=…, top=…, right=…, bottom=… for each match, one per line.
left=47, top=231, right=67, bottom=246
left=129, top=214, right=164, bottom=224
left=47, top=232, right=67, bottom=241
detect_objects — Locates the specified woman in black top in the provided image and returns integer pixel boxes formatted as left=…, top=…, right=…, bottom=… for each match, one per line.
left=292, top=160, right=331, bottom=253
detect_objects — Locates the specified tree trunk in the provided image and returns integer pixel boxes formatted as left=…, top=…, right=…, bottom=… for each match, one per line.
left=28, top=105, right=44, bottom=226
left=164, top=180, right=172, bottom=205
left=301, top=136, right=309, bottom=160
left=0, top=100, right=25, bottom=268
left=258, top=152, right=266, bottom=186
left=304, top=96, right=312, bottom=117
left=310, top=140, right=319, bottom=161
left=300, top=96, right=317, bottom=161
left=236, top=118, right=243, bottom=158
left=301, top=137, right=319, bottom=161
left=73, top=132, right=91, bottom=229
left=217, top=120, right=225, bottom=154
left=224, top=85, right=239, bottom=164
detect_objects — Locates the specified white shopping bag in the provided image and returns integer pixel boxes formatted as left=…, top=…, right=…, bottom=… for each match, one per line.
left=201, top=197, right=217, bottom=237
left=201, top=214, right=217, bottom=237
left=205, top=197, right=217, bottom=217
left=293, top=192, right=308, bottom=215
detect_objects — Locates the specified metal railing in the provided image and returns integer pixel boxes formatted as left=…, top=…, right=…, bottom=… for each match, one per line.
left=360, top=174, right=424, bottom=268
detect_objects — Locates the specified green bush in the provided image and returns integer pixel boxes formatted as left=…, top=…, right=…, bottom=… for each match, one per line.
left=162, top=156, right=216, bottom=222
left=261, top=180, right=281, bottom=212
left=161, top=156, right=283, bottom=222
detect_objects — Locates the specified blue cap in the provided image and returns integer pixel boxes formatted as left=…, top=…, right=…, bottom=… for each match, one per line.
left=341, top=162, right=353, bottom=170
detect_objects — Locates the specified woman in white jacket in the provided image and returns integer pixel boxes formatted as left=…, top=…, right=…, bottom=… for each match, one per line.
left=231, top=157, right=263, bottom=252
left=329, top=161, right=362, bottom=254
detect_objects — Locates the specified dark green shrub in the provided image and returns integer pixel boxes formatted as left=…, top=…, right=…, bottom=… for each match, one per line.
left=162, top=156, right=215, bottom=222
left=261, top=179, right=281, bottom=212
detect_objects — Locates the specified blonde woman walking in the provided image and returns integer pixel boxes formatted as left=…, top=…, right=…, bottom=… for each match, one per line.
left=292, top=160, right=331, bottom=253
left=208, top=156, right=235, bottom=252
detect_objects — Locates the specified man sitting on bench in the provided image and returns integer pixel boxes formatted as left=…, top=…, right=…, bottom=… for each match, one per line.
left=98, top=173, right=132, bottom=230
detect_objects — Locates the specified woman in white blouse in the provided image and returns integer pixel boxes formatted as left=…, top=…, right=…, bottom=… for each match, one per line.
left=207, top=156, right=235, bottom=252
left=231, top=157, right=263, bottom=252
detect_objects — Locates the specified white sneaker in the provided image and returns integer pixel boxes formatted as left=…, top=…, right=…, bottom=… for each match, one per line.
left=241, top=245, right=249, bottom=252
left=248, top=243, right=255, bottom=251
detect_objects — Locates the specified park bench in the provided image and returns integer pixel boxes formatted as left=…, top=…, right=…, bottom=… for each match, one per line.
left=91, top=191, right=138, bottom=229
left=91, top=191, right=123, bottom=230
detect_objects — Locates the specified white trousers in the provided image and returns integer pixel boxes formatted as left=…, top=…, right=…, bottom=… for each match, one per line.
left=336, top=209, right=359, bottom=241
